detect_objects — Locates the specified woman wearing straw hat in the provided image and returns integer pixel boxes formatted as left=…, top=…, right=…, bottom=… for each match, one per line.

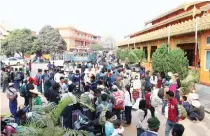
left=29, top=89, right=42, bottom=106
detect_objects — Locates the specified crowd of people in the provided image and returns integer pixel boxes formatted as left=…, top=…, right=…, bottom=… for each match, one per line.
left=1, top=52, right=205, bottom=136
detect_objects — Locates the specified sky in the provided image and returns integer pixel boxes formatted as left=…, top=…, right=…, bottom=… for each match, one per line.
left=0, top=0, right=195, bottom=41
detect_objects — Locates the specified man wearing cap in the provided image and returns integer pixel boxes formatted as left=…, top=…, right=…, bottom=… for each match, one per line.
left=140, top=117, right=160, bottom=136
left=7, top=83, right=18, bottom=115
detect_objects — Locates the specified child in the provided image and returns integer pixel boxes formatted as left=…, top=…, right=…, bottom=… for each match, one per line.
left=111, top=119, right=124, bottom=136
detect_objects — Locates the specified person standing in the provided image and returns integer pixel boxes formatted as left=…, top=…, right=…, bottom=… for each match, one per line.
left=13, top=68, right=20, bottom=90
left=111, top=85, right=124, bottom=120
left=29, top=60, right=32, bottom=72
left=10, top=67, right=15, bottom=83
left=7, top=83, right=18, bottom=115
left=42, top=70, right=50, bottom=93
left=136, top=99, right=151, bottom=136
left=35, top=69, right=43, bottom=93
left=1, top=68, right=9, bottom=93
left=47, top=62, right=52, bottom=71
left=25, top=63, right=30, bottom=77
left=25, top=77, right=34, bottom=110
left=165, top=91, right=181, bottom=136
left=124, top=85, right=132, bottom=125
left=150, top=72, right=158, bottom=89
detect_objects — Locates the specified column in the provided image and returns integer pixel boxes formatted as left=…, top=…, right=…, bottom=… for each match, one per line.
left=147, top=45, right=151, bottom=62
left=147, top=45, right=151, bottom=70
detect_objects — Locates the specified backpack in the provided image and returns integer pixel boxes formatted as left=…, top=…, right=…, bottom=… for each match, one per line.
left=34, top=76, right=39, bottom=86
left=19, top=84, right=27, bottom=97
left=112, top=91, right=124, bottom=110
left=179, top=104, right=187, bottom=119
left=98, top=105, right=108, bottom=126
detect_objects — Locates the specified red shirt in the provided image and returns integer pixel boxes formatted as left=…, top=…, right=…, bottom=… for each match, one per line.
left=145, top=92, right=151, bottom=108
left=168, top=98, right=178, bottom=122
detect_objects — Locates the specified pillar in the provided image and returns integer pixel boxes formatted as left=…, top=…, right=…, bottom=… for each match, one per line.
left=147, top=45, right=151, bottom=62
left=170, top=38, right=176, bottom=50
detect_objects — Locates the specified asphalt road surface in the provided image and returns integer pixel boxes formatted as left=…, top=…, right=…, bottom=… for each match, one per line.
left=1, top=63, right=210, bottom=136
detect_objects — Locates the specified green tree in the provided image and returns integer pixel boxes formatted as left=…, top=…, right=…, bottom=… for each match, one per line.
left=152, top=44, right=189, bottom=79
left=127, top=51, right=138, bottom=64
left=132, top=49, right=145, bottom=62
left=36, top=25, right=66, bottom=54
left=90, top=43, right=103, bottom=51
left=1, top=29, right=35, bottom=57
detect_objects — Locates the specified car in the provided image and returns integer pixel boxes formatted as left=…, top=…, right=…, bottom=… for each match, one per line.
left=2, top=57, right=25, bottom=66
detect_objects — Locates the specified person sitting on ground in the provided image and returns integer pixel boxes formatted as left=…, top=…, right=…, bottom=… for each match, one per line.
left=96, top=93, right=113, bottom=117
left=188, top=100, right=205, bottom=121
left=180, top=96, right=190, bottom=114
left=172, top=124, right=185, bottom=136
left=105, top=111, right=117, bottom=136
left=111, top=119, right=124, bottom=136
left=29, top=89, right=42, bottom=106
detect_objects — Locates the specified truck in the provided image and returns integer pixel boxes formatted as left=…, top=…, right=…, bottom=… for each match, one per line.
left=51, top=48, right=97, bottom=68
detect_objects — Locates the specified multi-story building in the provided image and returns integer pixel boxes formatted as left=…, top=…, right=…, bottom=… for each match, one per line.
left=56, top=26, right=101, bottom=50
left=117, top=1, right=210, bottom=85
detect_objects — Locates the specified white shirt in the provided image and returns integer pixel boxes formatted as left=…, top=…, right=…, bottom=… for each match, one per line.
left=111, top=127, right=124, bottom=136
left=133, top=79, right=141, bottom=89
left=124, top=91, right=132, bottom=106
left=54, top=73, right=61, bottom=83
left=150, top=76, right=158, bottom=85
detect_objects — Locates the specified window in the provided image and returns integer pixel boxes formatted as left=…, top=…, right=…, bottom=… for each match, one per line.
left=206, top=50, right=210, bottom=70
left=207, top=36, right=210, bottom=45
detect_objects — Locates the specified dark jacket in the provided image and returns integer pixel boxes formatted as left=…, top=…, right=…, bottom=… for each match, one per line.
left=72, top=74, right=80, bottom=83
left=48, top=88, right=60, bottom=104
left=176, top=78, right=181, bottom=89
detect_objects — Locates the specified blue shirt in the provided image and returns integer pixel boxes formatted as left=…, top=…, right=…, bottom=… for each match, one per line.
left=107, top=64, right=112, bottom=70
left=105, top=121, right=114, bottom=136
left=140, top=130, right=159, bottom=136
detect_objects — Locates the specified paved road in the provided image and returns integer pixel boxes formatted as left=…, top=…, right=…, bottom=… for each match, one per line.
left=1, top=63, right=210, bottom=136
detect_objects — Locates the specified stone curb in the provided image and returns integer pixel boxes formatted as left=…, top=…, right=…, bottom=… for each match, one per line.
left=204, top=109, right=210, bottom=114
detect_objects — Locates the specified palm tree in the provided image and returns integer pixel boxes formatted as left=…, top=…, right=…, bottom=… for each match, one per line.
left=17, top=96, right=93, bottom=136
